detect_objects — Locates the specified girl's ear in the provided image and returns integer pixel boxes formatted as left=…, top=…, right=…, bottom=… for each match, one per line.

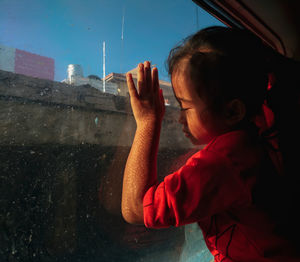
left=225, top=99, right=246, bottom=125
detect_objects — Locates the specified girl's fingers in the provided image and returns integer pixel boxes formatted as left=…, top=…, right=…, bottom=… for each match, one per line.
left=159, top=88, right=165, bottom=111
left=135, top=61, right=158, bottom=98
left=144, top=61, right=152, bottom=92
left=126, top=73, right=138, bottom=99
left=159, top=88, right=164, bottom=101
left=152, top=67, right=159, bottom=93
left=137, top=63, right=145, bottom=96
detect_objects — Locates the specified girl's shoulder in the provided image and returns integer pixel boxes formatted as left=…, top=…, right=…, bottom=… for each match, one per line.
left=183, top=130, right=250, bottom=165
left=205, top=130, right=256, bottom=151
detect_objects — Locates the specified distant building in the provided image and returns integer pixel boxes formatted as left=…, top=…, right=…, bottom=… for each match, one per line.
left=61, top=64, right=118, bottom=95
left=61, top=64, right=175, bottom=102
left=0, top=44, right=55, bottom=80
left=105, top=67, right=176, bottom=106
left=104, top=73, right=127, bottom=96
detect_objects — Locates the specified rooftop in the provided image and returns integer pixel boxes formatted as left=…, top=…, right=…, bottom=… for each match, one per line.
left=105, top=67, right=172, bottom=88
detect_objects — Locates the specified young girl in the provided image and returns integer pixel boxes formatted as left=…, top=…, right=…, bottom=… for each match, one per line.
left=121, top=26, right=300, bottom=261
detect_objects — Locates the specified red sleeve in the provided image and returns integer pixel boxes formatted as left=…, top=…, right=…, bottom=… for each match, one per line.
left=143, top=149, right=251, bottom=228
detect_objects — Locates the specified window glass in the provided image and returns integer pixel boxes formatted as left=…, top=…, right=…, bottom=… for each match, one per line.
left=0, top=0, right=223, bottom=261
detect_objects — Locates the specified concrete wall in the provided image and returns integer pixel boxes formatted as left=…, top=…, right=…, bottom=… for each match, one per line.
left=0, top=69, right=191, bottom=149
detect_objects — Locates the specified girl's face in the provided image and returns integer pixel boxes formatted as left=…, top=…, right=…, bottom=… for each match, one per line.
left=171, top=60, right=228, bottom=145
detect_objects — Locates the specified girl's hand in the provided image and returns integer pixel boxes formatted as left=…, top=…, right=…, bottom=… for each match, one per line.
left=126, top=61, right=165, bottom=126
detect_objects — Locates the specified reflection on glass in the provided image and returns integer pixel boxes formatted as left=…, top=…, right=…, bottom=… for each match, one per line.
left=0, top=0, right=222, bottom=261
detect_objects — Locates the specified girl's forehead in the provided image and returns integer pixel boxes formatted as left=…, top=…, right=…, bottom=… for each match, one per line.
left=171, top=58, right=190, bottom=84
left=171, top=67, right=199, bottom=101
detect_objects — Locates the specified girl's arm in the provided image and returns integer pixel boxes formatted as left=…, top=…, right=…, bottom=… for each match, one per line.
left=121, top=61, right=165, bottom=224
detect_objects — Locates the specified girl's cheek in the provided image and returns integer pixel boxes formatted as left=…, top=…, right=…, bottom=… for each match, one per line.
left=197, top=110, right=209, bottom=127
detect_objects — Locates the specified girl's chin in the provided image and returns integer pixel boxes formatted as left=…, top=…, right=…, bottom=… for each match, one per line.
left=190, top=138, right=202, bottom=145
left=184, top=133, right=201, bottom=145
left=186, top=133, right=208, bottom=146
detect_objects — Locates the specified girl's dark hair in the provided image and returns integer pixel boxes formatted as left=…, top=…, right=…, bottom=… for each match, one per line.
left=167, top=26, right=300, bottom=247
left=167, top=26, right=272, bottom=119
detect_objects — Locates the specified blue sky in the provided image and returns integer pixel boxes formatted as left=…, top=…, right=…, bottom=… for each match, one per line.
left=0, top=0, right=223, bottom=81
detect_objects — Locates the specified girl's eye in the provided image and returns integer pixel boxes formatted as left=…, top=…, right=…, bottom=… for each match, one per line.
left=180, top=108, right=189, bottom=112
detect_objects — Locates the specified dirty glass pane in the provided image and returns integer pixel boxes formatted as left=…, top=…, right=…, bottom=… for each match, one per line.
left=0, top=0, right=223, bottom=261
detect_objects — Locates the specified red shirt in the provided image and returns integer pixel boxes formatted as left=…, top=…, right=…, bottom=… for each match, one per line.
left=143, top=130, right=299, bottom=262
